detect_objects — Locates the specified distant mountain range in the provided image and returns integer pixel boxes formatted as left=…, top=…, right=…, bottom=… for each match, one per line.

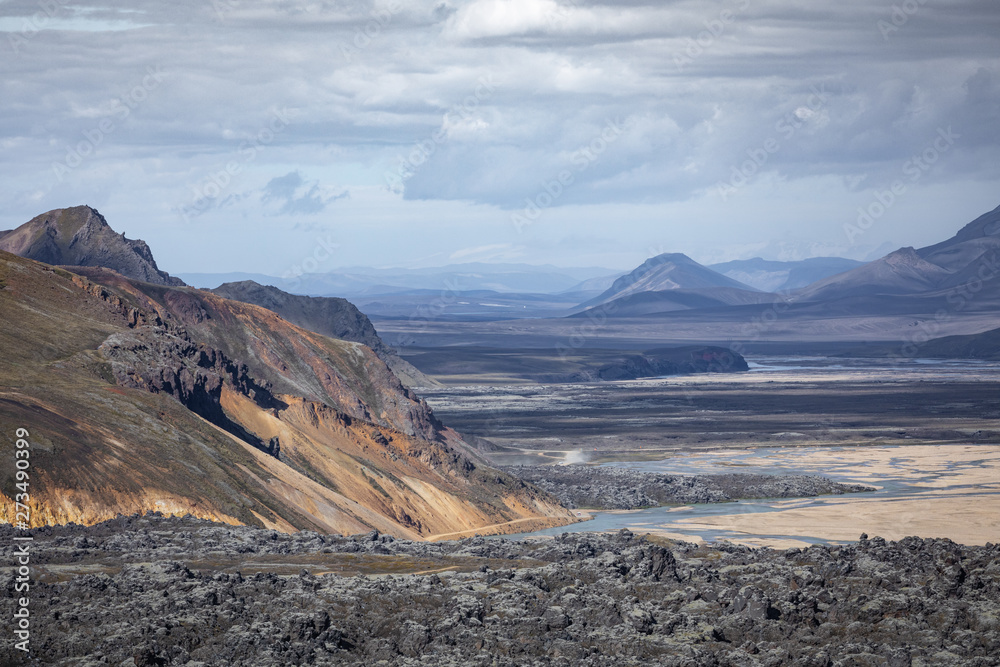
left=180, top=262, right=618, bottom=297
left=569, top=204, right=1000, bottom=324
left=790, top=204, right=1000, bottom=304
left=708, top=257, right=865, bottom=292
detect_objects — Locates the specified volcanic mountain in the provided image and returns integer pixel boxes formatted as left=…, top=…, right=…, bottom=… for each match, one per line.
left=0, top=212, right=573, bottom=538
left=209, top=280, right=439, bottom=388
left=575, top=253, right=773, bottom=317
left=0, top=205, right=184, bottom=286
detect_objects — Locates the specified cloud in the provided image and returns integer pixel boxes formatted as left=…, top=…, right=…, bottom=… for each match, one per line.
left=449, top=242, right=522, bottom=261
left=261, top=171, right=346, bottom=216
left=0, top=0, right=997, bottom=272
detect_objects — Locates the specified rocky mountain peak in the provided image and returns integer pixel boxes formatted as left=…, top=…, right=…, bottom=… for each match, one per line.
left=0, top=205, right=184, bottom=286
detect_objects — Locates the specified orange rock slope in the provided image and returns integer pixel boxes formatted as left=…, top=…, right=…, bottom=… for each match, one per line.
left=0, top=252, right=575, bottom=538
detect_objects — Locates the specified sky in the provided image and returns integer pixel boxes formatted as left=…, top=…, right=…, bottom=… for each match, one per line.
left=1, top=0, right=998, bottom=279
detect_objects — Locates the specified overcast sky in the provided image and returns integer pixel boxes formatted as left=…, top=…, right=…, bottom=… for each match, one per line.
left=1, top=0, right=998, bottom=277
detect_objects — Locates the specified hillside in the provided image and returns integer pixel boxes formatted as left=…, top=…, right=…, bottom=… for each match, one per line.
left=791, top=247, right=954, bottom=302
left=0, top=206, right=184, bottom=286
left=0, top=251, right=574, bottom=537
left=790, top=205, right=1000, bottom=306
left=918, top=203, right=1000, bottom=269
left=573, top=286, right=777, bottom=318
left=209, top=281, right=441, bottom=389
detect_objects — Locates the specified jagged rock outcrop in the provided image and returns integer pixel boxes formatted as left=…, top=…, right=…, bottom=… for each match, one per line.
left=0, top=205, right=184, bottom=286
left=2, top=515, right=998, bottom=666
left=504, top=465, right=874, bottom=510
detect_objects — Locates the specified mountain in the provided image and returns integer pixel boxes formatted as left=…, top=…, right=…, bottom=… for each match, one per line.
left=571, top=287, right=778, bottom=318
left=180, top=263, right=619, bottom=297
left=791, top=205, right=1000, bottom=305
left=210, top=280, right=440, bottom=388
left=708, top=257, right=865, bottom=292
left=0, top=206, right=184, bottom=286
left=210, top=281, right=388, bottom=355
left=560, top=272, right=624, bottom=297
left=791, top=247, right=954, bottom=302
left=918, top=203, right=1000, bottom=271
left=580, top=253, right=757, bottom=309
left=0, top=209, right=575, bottom=537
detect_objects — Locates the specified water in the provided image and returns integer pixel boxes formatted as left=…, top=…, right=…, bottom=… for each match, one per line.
left=500, top=443, right=999, bottom=545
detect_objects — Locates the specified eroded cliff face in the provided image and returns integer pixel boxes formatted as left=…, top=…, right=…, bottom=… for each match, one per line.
left=0, top=252, right=575, bottom=538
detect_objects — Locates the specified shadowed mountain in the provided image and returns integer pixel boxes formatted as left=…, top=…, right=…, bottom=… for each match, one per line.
left=709, top=257, right=864, bottom=292
left=791, top=205, right=1000, bottom=306
left=918, top=203, right=1000, bottom=270
left=0, top=206, right=184, bottom=286
left=209, top=280, right=440, bottom=388
left=791, top=247, right=954, bottom=302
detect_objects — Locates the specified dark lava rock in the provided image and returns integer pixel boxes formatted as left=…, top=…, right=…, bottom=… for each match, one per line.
left=503, top=465, right=874, bottom=510
left=1, top=515, right=997, bottom=666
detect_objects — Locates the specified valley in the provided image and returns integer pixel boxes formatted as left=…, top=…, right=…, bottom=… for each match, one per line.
left=406, top=353, right=1000, bottom=548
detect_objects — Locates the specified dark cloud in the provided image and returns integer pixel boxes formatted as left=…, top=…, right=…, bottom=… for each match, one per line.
left=0, top=0, right=997, bottom=270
